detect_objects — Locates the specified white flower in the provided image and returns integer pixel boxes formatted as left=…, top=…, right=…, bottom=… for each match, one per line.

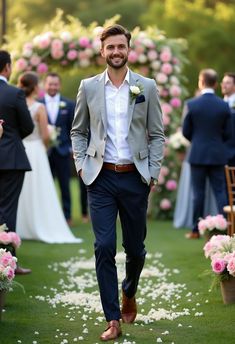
left=59, top=101, right=66, bottom=108
left=130, top=85, right=141, bottom=95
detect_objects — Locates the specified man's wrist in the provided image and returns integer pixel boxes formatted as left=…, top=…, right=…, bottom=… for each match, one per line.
left=151, top=178, right=158, bottom=186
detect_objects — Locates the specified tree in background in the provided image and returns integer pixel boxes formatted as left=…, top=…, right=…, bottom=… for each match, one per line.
left=6, top=0, right=147, bottom=32
left=141, top=0, right=235, bottom=96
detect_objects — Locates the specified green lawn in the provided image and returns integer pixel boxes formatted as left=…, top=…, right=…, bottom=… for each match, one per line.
left=0, top=218, right=234, bottom=344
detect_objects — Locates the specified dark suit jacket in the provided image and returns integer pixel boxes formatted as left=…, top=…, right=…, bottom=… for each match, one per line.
left=0, top=80, right=34, bottom=170
left=225, top=107, right=235, bottom=163
left=40, top=96, right=75, bottom=156
left=182, top=93, right=232, bottom=165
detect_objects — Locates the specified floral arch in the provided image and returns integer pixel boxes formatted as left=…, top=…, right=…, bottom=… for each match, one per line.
left=4, top=10, right=188, bottom=219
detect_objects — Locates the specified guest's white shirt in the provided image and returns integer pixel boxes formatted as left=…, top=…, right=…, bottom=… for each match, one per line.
left=0, top=76, right=7, bottom=83
left=103, top=69, right=133, bottom=164
left=201, top=88, right=215, bottom=95
left=45, top=93, right=60, bottom=124
left=224, top=93, right=235, bottom=109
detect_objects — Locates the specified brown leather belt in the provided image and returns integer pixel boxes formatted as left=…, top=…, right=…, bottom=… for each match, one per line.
left=102, top=162, right=136, bottom=173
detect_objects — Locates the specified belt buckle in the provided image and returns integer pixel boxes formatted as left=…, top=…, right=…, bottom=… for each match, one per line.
left=115, top=164, right=120, bottom=172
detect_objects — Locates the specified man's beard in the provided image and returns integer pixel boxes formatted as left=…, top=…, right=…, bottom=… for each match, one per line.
left=106, top=55, right=128, bottom=69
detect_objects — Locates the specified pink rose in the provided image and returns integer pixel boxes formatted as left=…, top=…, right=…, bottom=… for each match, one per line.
left=51, top=49, right=64, bottom=60
left=38, top=36, right=51, bottom=49
left=156, top=73, right=168, bottom=84
left=6, top=267, right=15, bottom=280
left=160, top=166, right=169, bottom=176
left=160, top=50, right=172, bottom=62
left=166, top=179, right=177, bottom=191
left=170, top=97, right=181, bottom=108
left=128, top=50, right=139, bottom=63
left=8, top=232, right=21, bottom=248
left=161, top=63, right=173, bottom=75
left=30, top=55, right=41, bottom=67
left=211, top=258, right=226, bottom=274
left=160, top=198, right=172, bottom=210
left=15, top=58, right=28, bottom=72
left=67, top=49, right=78, bottom=61
left=51, top=39, right=63, bottom=51
left=0, top=231, right=11, bottom=245
left=169, top=85, right=182, bottom=97
left=163, top=114, right=170, bottom=126
left=79, top=37, right=90, bottom=48
left=198, top=219, right=207, bottom=234
left=147, top=50, right=158, bottom=61
left=37, top=63, right=48, bottom=74
left=161, top=103, right=173, bottom=116
left=227, top=257, right=235, bottom=276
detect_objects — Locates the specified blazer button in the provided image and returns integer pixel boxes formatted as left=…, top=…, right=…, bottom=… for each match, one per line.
left=101, top=154, right=104, bottom=158
left=104, top=137, right=106, bottom=141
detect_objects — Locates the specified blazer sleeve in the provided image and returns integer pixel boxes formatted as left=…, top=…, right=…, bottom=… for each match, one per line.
left=16, top=89, right=34, bottom=139
left=147, top=80, right=165, bottom=179
left=182, top=108, right=193, bottom=141
left=70, top=80, right=90, bottom=173
left=222, top=105, right=233, bottom=142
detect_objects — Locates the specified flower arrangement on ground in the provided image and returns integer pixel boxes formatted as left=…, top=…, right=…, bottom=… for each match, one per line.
left=0, top=249, right=17, bottom=291
left=198, top=214, right=228, bottom=237
left=0, top=224, right=21, bottom=253
left=168, top=129, right=190, bottom=153
left=203, top=234, right=235, bottom=282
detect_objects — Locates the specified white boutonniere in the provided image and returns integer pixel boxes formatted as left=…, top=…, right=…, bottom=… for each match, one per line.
left=129, top=83, right=144, bottom=104
left=59, top=101, right=66, bottom=108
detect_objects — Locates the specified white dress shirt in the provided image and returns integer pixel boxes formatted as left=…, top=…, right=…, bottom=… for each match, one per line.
left=224, top=93, right=235, bottom=109
left=103, top=69, right=133, bottom=164
left=201, top=88, right=215, bottom=95
left=45, top=93, right=60, bottom=124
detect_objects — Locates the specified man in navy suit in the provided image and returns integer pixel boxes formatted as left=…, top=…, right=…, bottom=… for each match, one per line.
left=221, top=72, right=235, bottom=166
left=183, top=69, right=232, bottom=239
left=0, top=50, right=34, bottom=273
left=41, top=73, right=75, bottom=224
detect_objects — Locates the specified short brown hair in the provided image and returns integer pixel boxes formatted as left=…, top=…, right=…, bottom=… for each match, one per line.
left=100, top=24, right=131, bottom=47
left=224, top=72, right=235, bottom=84
left=199, top=69, right=218, bottom=87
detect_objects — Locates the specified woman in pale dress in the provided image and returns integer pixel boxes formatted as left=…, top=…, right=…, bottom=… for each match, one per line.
left=16, top=72, right=82, bottom=243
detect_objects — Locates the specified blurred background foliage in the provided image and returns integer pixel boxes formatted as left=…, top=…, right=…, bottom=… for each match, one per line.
left=1, top=0, right=235, bottom=97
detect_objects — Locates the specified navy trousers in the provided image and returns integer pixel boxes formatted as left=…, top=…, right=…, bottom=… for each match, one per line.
left=87, top=168, right=150, bottom=321
left=191, top=164, right=227, bottom=232
left=48, top=150, right=71, bottom=220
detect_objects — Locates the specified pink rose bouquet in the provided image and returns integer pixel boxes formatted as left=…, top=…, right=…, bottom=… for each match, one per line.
left=198, top=214, right=227, bottom=237
left=0, top=248, right=17, bottom=291
left=203, top=234, right=235, bottom=283
left=0, top=224, right=21, bottom=253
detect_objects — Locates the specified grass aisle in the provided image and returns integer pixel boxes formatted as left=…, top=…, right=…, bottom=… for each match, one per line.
left=0, top=220, right=234, bottom=344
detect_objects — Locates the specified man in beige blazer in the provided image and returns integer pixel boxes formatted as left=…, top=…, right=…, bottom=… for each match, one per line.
left=71, top=24, right=164, bottom=341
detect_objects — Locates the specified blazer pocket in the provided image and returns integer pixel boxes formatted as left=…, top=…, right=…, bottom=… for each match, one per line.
left=86, top=146, right=96, bottom=157
left=135, top=94, right=145, bottom=104
left=139, top=149, right=148, bottom=159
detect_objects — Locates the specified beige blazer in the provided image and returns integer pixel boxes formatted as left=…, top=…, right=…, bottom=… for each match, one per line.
left=71, top=70, right=165, bottom=185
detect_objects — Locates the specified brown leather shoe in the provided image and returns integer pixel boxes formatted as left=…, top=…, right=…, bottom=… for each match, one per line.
left=15, top=266, right=32, bottom=275
left=100, top=320, right=122, bottom=341
left=185, top=232, right=200, bottom=239
left=121, top=290, right=137, bottom=323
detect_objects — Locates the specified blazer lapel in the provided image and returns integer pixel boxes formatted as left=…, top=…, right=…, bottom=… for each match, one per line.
left=96, top=72, right=107, bottom=132
left=127, top=71, right=139, bottom=130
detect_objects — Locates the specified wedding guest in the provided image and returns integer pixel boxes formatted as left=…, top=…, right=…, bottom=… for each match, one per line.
left=0, top=50, right=34, bottom=274
left=71, top=24, right=164, bottom=341
left=0, top=119, right=3, bottom=138
left=221, top=72, right=235, bottom=166
left=16, top=72, right=82, bottom=244
left=39, top=72, right=75, bottom=225
left=183, top=69, right=232, bottom=239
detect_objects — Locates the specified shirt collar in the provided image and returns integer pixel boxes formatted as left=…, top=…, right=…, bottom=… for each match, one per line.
left=45, top=93, right=60, bottom=102
left=104, top=68, right=130, bottom=86
left=201, top=88, right=215, bottom=95
left=0, top=75, right=8, bottom=83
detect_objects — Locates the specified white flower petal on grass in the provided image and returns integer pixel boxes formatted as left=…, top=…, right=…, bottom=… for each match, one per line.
left=156, top=338, right=163, bottom=342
